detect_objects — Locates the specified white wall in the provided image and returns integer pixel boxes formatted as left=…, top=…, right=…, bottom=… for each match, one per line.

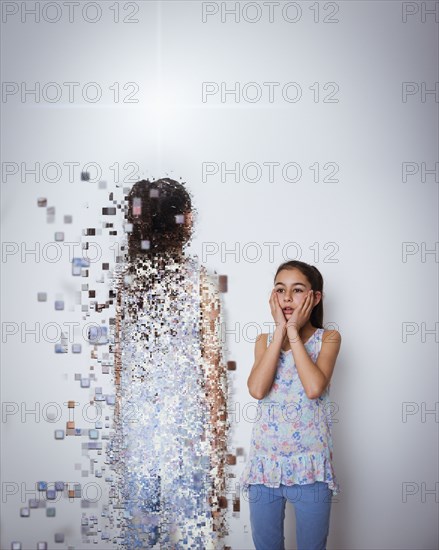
left=1, top=2, right=438, bottom=549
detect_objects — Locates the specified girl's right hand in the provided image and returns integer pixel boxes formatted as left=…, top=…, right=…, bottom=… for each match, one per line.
left=269, top=288, right=287, bottom=330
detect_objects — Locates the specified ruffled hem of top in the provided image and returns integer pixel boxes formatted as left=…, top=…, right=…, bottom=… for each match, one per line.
left=239, top=451, right=341, bottom=496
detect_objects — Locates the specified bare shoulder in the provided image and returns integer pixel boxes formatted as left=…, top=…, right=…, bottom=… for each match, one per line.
left=199, top=263, right=208, bottom=283
left=322, top=329, right=342, bottom=345
left=316, top=330, right=341, bottom=389
left=199, top=265, right=217, bottom=299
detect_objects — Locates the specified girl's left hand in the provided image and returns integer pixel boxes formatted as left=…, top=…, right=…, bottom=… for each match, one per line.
left=286, top=290, right=315, bottom=333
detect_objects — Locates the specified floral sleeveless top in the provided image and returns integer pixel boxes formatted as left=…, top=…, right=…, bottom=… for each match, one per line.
left=239, top=328, right=340, bottom=496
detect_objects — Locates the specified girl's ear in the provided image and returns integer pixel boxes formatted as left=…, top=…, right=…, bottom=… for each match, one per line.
left=313, top=291, right=322, bottom=306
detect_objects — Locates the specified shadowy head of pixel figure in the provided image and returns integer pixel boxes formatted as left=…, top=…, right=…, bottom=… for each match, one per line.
left=126, top=178, right=194, bottom=260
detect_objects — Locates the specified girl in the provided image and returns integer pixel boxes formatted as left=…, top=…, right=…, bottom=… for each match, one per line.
left=239, top=260, right=341, bottom=550
left=109, top=178, right=228, bottom=549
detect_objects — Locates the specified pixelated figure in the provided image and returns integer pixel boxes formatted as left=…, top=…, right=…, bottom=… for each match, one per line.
left=108, top=178, right=229, bottom=549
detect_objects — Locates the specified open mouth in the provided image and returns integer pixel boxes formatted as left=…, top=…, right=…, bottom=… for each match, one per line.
left=283, top=308, right=293, bottom=313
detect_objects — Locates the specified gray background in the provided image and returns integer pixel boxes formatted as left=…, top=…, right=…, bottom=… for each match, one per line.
left=1, top=1, right=438, bottom=549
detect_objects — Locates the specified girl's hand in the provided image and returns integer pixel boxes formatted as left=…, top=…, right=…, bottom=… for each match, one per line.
left=286, top=290, right=315, bottom=334
left=269, top=289, right=287, bottom=330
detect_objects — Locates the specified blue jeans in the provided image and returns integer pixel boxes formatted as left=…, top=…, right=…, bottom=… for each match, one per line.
left=248, top=482, right=333, bottom=550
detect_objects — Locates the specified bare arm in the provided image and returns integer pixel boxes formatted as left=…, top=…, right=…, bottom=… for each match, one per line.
left=288, top=328, right=342, bottom=399
left=247, top=323, right=287, bottom=400
left=199, top=266, right=228, bottom=532
left=114, top=274, right=123, bottom=422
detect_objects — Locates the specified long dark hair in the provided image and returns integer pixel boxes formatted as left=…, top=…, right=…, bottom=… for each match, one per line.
left=126, top=178, right=194, bottom=259
left=274, top=260, right=324, bottom=329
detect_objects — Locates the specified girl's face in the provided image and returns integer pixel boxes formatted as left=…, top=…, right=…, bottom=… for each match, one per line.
left=274, top=268, right=321, bottom=317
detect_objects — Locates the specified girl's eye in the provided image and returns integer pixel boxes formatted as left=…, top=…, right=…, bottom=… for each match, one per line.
left=275, top=288, right=304, bottom=292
